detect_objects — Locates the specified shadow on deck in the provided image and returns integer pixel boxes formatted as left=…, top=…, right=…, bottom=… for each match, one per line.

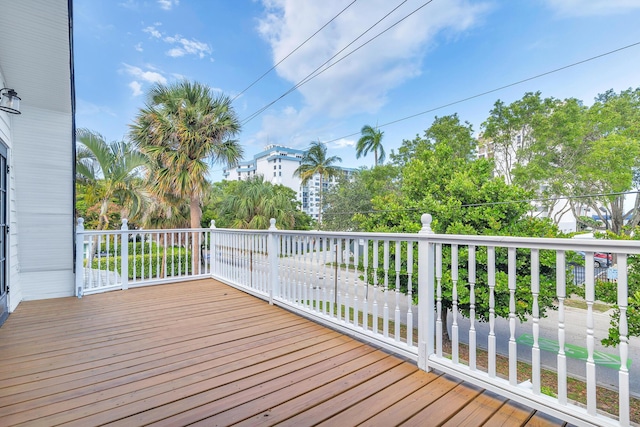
left=0, top=279, right=569, bottom=426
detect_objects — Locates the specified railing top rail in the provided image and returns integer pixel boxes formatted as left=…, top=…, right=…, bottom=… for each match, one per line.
left=425, top=233, right=640, bottom=253
left=79, top=227, right=214, bottom=236
left=213, top=227, right=420, bottom=241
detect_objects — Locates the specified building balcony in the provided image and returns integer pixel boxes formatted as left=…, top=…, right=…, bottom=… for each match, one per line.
left=3, top=215, right=637, bottom=425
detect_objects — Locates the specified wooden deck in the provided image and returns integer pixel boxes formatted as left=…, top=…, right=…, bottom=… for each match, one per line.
left=0, top=279, right=569, bottom=426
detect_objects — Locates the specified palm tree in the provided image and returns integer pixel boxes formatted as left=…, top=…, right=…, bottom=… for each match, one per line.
left=219, top=176, right=304, bottom=229
left=294, top=141, right=342, bottom=225
left=356, top=124, right=385, bottom=166
left=76, top=128, right=148, bottom=229
left=130, top=81, right=243, bottom=266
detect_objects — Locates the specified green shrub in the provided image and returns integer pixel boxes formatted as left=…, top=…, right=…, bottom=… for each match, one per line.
left=98, top=241, right=160, bottom=256
left=90, top=247, right=192, bottom=279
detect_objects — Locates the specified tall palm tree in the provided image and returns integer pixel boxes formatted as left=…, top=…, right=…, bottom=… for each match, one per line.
left=356, top=124, right=385, bottom=166
left=130, top=81, right=243, bottom=265
left=294, top=141, right=342, bottom=225
left=76, top=128, right=148, bottom=229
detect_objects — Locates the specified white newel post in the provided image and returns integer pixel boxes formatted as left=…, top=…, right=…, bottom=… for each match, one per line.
left=418, top=214, right=435, bottom=371
left=268, top=218, right=279, bottom=305
left=120, top=219, right=129, bottom=290
left=210, top=220, right=216, bottom=278
left=75, top=218, right=85, bottom=298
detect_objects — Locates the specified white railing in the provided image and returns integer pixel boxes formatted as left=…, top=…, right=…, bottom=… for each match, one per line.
left=75, top=215, right=640, bottom=426
left=75, top=218, right=214, bottom=295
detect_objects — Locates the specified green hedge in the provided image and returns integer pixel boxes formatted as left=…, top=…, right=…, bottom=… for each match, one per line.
left=98, top=241, right=160, bottom=256
left=90, top=247, right=192, bottom=279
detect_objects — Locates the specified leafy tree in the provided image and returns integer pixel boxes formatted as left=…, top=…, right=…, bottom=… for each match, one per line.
left=294, top=141, right=342, bottom=226
left=481, top=92, right=552, bottom=184
left=215, top=176, right=313, bottom=230
left=75, top=128, right=148, bottom=229
left=356, top=124, right=386, bottom=166
left=130, top=81, right=243, bottom=265
left=322, top=165, right=400, bottom=231
left=360, top=116, right=566, bottom=340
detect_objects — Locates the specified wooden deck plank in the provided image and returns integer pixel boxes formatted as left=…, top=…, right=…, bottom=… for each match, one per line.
left=483, top=400, right=537, bottom=426
left=357, top=374, right=463, bottom=426
left=440, top=389, right=509, bottom=426
left=2, top=332, right=350, bottom=424
left=190, top=353, right=409, bottom=426
left=315, top=369, right=442, bottom=426
left=401, top=381, right=485, bottom=425
left=124, top=349, right=395, bottom=426
left=0, top=279, right=568, bottom=427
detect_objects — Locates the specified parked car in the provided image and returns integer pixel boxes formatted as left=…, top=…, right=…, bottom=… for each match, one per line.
left=576, top=251, right=612, bottom=268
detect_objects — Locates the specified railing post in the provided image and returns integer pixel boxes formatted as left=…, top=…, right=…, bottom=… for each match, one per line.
left=75, top=218, right=85, bottom=298
left=121, top=219, right=129, bottom=290
left=268, top=218, right=279, bottom=305
left=418, top=214, right=435, bottom=371
left=210, top=220, right=216, bottom=278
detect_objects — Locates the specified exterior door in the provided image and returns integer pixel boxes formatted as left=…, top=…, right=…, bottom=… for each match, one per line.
left=0, top=143, right=7, bottom=326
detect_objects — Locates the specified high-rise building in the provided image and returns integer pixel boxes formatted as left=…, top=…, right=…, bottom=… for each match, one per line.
left=223, top=145, right=355, bottom=221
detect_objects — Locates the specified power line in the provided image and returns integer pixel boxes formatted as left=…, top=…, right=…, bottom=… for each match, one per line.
left=324, top=40, right=640, bottom=144
left=241, top=0, right=422, bottom=125
left=321, top=190, right=640, bottom=217
left=231, top=0, right=358, bottom=102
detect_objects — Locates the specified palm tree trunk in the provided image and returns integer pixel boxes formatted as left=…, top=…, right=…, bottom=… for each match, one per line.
left=374, top=149, right=378, bottom=167
left=190, top=196, right=202, bottom=271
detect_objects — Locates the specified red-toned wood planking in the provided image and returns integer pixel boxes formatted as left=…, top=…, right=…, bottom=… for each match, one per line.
left=0, top=279, right=566, bottom=426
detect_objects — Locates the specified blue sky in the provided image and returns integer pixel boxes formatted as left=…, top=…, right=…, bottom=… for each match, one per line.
left=74, top=0, right=640, bottom=180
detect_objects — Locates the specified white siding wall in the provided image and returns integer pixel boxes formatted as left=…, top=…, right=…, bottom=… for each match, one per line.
left=12, top=105, right=73, bottom=300
left=0, top=70, right=21, bottom=312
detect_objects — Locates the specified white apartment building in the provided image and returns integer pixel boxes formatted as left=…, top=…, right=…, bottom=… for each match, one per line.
left=223, top=145, right=355, bottom=221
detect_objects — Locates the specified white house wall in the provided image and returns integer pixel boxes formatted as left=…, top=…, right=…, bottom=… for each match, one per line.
left=0, top=0, right=74, bottom=307
left=12, top=105, right=73, bottom=300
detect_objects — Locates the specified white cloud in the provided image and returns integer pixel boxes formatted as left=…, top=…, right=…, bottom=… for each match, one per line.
left=331, top=138, right=355, bottom=148
left=143, top=25, right=162, bottom=39
left=122, top=63, right=167, bottom=85
left=118, top=0, right=138, bottom=10
left=76, top=99, right=116, bottom=117
left=158, top=0, right=179, bottom=10
left=255, top=0, right=490, bottom=139
left=134, top=42, right=143, bottom=52
left=543, top=0, right=640, bottom=16
left=164, top=35, right=212, bottom=59
left=129, top=81, right=143, bottom=96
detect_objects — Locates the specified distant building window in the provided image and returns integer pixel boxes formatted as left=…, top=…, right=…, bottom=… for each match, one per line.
left=279, top=165, right=281, bottom=169
left=279, top=172, right=282, bottom=176
left=274, top=172, right=276, bottom=176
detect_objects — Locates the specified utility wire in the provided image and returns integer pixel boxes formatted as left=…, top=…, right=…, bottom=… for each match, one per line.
left=324, top=40, right=640, bottom=143
left=321, top=190, right=640, bottom=217
left=231, top=0, right=358, bottom=102
left=241, top=0, right=421, bottom=125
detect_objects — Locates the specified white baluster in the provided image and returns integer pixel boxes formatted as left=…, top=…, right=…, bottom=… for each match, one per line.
left=531, top=249, right=541, bottom=395
left=353, top=240, right=359, bottom=327
left=436, top=243, right=442, bottom=357
left=452, top=244, right=459, bottom=364
left=488, top=246, right=496, bottom=378
left=468, top=245, right=476, bottom=371
left=585, top=252, right=596, bottom=416
left=363, top=239, right=369, bottom=331
left=508, top=247, right=517, bottom=386
left=372, top=240, right=379, bottom=334
left=383, top=240, right=390, bottom=337
left=618, top=254, right=630, bottom=426
left=407, top=241, right=413, bottom=346
left=344, top=238, right=351, bottom=323
left=395, top=240, right=401, bottom=342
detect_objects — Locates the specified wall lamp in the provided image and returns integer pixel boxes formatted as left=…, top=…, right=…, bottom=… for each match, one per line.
left=0, top=88, right=21, bottom=114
